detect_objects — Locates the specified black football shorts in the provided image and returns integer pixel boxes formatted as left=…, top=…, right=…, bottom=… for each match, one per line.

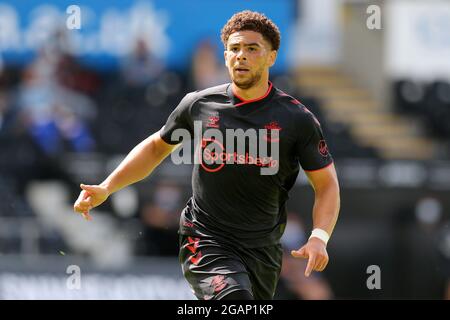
left=179, top=235, right=283, bottom=300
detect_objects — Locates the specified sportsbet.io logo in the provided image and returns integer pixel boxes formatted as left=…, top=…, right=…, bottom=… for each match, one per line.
left=199, top=136, right=277, bottom=173
left=200, top=137, right=225, bottom=173
left=171, top=120, right=280, bottom=175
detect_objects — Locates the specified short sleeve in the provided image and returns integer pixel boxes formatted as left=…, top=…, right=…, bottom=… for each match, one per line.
left=295, top=108, right=333, bottom=171
left=160, top=93, right=195, bottom=144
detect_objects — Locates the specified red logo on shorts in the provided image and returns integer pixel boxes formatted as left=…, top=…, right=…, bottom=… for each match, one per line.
left=318, top=140, right=329, bottom=157
left=189, top=251, right=202, bottom=265
left=186, top=236, right=200, bottom=253
left=183, top=221, right=194, bottom=228
left=210, top=275, right=228, bottom=293
left=206, top=116, right=220, bottom=128
left=186, top=237, right=202, bottom=265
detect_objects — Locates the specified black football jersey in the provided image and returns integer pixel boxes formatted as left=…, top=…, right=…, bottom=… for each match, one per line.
left=160, top=82, right=333, bottom=248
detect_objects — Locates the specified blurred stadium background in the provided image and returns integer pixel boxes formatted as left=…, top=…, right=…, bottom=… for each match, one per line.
left=0, top=0, right=449, bottom=299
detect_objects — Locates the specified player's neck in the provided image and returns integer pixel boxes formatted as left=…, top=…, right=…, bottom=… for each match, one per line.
left=232, top=77, right=270, bottom=101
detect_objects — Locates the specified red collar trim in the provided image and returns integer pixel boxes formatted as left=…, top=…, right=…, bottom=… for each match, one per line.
left=233, top=81, right=273, bottom=107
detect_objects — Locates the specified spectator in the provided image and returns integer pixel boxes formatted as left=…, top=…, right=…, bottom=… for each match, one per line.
left=190, top=38, right=228, bottom=90
left=121, top=38, right=164, bottom=87
left=276, top=212, right=334, bottom=299
left=136, top=181, right=184, bottom=256
left=15, top=47, right=96, bottom=156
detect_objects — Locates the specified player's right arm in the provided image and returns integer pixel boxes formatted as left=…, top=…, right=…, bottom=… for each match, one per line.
left=73, top=129, right=178, bottom=220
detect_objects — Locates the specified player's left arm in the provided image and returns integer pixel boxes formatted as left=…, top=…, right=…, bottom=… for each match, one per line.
left=291, top=162, right=340, bottom=277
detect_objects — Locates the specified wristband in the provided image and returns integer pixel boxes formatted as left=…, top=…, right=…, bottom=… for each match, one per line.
left=309, top=228, right=330, bottom=245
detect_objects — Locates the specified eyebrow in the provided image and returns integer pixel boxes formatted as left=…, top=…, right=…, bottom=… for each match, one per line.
left=228, top=42, right=261, bottom=47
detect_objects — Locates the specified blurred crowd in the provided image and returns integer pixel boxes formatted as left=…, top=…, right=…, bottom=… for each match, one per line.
left=394, top=80, right=450, bottom=140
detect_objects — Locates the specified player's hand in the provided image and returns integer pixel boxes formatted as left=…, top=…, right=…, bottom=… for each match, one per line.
left=291, top=237, right=329, bottom=277
left=73, top=184, right=110, bottom=221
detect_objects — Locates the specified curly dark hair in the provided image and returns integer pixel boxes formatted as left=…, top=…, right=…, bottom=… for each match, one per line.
left=221, top=10, right=281, bottom=51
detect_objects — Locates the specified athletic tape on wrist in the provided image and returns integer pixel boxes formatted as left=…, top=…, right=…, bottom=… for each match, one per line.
left=309, top=228, right=330, bottom=245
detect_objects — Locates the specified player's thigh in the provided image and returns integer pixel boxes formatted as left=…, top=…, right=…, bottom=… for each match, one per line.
left=241, top=244, right=283, bottom=300
left=179, top=235, right=253, bottom=300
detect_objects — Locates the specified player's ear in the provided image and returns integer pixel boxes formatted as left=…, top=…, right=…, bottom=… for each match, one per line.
left=224, top=50, right=228, bottom=67
left=268, top=50, right=277, bottom=67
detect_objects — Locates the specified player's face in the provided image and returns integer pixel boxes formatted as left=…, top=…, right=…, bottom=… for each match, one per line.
left=224, top=30, right=277, bottom=89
